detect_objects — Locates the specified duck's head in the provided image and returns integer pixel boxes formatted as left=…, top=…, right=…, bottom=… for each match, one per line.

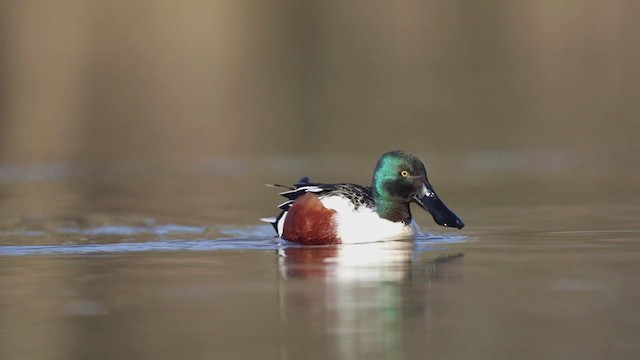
left=372, top=150, right=465, bottom=229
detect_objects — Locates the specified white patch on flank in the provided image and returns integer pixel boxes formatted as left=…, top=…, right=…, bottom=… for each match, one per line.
left=259, top=215, right=287, bottom=236
left=276, top=212, right=287, bottom=237
left=319, top=196, right=416, bottom=244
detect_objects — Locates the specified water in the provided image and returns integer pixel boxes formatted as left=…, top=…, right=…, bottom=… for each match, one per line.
left=0, top=155, right=638, bottom=360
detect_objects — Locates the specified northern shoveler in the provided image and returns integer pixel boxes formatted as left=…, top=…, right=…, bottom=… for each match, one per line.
left=261, top=150, right=464, bottom=245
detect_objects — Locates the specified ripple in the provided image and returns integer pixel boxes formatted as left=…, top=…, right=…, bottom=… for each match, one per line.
left=58, top=224, right=207, bottom=236
left=0, top=238, right=280, bottom=255
left=0, top=228, right=466, bottom=256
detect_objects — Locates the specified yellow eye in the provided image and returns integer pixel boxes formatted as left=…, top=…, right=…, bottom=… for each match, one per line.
left=400, top=170, right=410, bottom=177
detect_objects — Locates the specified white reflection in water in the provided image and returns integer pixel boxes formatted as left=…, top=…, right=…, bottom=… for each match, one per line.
left=277, top=237, right=464, bottom=359
left=278, top=240, right=414, bottom=282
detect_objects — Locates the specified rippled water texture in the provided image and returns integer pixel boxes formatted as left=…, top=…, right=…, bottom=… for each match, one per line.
left=1, top=153, right=639, bottom=360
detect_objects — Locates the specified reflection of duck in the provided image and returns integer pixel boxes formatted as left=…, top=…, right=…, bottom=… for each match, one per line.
left=276, top=241, right=464, bottom=359
left=278, top=240, right=415, bottom=281
left=262, top=151, right=464, bottom=245
left=278, top=238, right=464, bottom=281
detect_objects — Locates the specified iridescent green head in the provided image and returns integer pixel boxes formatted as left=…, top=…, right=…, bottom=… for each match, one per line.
left=372, top=150, right=464, bottom=229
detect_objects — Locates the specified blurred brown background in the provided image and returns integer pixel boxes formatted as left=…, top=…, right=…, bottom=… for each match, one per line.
left=1, top=0, right=638, bottom=168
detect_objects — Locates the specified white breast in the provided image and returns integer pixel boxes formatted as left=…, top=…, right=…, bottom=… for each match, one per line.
left=319, top=196, right=417, bottom=244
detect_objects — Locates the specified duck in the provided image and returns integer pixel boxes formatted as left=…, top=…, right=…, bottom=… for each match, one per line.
left=261, top=150, right=464, bottom=245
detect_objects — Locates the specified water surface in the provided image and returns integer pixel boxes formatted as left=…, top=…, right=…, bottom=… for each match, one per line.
left=1, top=154, right=639, bottom=360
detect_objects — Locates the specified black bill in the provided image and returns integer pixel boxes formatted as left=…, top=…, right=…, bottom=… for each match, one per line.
left=413, top=182, right=465, bottom=229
